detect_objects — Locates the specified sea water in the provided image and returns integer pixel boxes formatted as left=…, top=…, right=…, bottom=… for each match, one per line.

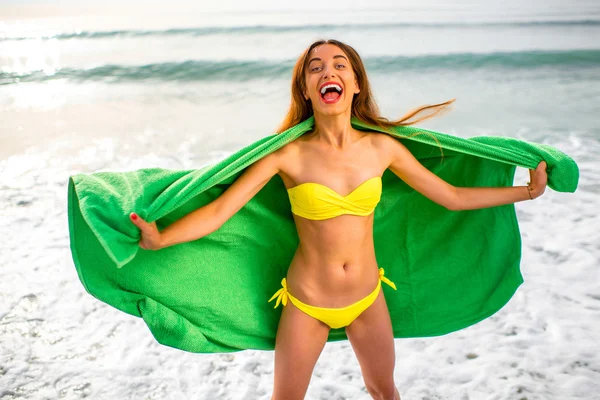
left=1, top=1, right=599, bottom=399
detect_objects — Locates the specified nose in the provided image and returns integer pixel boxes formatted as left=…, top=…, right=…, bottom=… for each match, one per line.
left=322, top=65, right=336, bottom=79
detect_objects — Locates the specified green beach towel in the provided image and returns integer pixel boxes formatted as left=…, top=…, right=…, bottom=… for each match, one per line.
left=67, top=116, right=579, bottom=353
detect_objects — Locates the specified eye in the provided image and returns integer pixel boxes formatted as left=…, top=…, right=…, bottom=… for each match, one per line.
left=310, top=66, right=322, bottom=72
left=336, top=64, right=346, bottom=69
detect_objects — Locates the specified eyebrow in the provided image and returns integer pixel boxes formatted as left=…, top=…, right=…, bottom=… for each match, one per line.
left=308, top=55, right=348, bottom=65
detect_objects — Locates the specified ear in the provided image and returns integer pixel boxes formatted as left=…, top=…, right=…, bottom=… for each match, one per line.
left=354, top=79, right=360, bottom=94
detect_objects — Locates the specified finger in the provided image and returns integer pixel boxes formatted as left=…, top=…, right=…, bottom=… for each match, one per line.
left=131, top=214, right=159, bottom=240
left=130, top=212, right=147, bottom=229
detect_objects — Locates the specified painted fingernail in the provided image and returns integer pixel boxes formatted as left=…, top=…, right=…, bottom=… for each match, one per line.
left=131, top=213, right=137, bottom=220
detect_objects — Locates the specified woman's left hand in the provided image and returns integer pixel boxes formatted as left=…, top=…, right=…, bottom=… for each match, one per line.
left=528, top=161, right=548, bottom=199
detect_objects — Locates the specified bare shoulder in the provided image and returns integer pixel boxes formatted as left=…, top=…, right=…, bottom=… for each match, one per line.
left=252, top=139, right=297, bottom=168
left=274, top=138, right=301, bottom=158
left=244, top=139, right=302, bottom=189
left=369, top=131, right=410, bottom=159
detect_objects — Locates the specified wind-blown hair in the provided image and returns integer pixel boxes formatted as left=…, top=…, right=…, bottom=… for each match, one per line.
left=276, top=39, right=455, bottom=134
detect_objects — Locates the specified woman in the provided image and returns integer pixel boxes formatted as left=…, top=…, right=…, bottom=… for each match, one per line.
left=129, top=39, right=548, bottom=400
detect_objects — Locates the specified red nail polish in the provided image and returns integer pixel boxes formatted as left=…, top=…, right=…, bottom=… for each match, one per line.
left=132, top=214, right=137, bottom=220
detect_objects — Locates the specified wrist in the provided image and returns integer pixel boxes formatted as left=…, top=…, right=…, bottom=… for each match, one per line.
left=526, top=182, right=535, bottom=200
left=157, top=231, right=168, bottom=250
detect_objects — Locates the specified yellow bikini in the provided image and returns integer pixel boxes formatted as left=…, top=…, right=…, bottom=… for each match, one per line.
left=286, top=176, right=382, bottom=220
left=268, top=176, right=396, bottom=329
left=269, top=268, right=397, bottom=329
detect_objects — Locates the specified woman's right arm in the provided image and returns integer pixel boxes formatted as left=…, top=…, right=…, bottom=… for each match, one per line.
left=130, top=150, right=282, bottom=249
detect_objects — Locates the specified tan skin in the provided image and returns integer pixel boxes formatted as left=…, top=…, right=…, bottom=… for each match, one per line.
left=130, top=44, right=548, bottom=400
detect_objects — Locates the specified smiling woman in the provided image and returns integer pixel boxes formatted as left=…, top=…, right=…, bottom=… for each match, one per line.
left=121, top=38, right=558, bottom=400
left=67, top=35, right=578, bottom=400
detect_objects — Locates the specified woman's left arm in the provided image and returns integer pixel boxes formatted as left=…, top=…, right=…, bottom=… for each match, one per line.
left=380, top=134, right=548, bottom=211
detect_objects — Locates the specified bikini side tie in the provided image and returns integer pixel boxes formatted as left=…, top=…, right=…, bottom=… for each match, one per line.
left=379, top=268, right=397, bottom=290
left=268, top=278, right=289, bottom=308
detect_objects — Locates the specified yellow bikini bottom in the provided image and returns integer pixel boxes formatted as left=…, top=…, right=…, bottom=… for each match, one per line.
left=268, top=268, right=397, bottom=329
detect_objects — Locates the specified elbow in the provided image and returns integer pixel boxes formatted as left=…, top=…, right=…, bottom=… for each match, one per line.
left=211, top=198, right=240, bottom=232
left=209, top=202, right=228, bottom=232
left=445, top=201, right=460, bottom=211
left=444, top=188, right=463, bottom=211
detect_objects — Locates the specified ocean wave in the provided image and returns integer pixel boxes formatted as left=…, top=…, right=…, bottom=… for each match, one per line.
left=2, top=49, right=599, bottom=85
left=2, top=19, right=600, bottom=41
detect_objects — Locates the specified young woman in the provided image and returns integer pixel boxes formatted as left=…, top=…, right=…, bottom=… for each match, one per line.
left=129, top=39, right=548, bottom=400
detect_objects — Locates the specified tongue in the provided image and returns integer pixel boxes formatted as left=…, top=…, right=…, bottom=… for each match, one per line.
left=323, top=91, right=340, bottom=101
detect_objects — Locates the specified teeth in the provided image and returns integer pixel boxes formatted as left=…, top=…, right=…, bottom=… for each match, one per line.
left=320, top=84, right=342, bottom=95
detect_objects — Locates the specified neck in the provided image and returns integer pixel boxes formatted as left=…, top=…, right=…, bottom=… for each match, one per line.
left=312, top=109, right=355, bottom=150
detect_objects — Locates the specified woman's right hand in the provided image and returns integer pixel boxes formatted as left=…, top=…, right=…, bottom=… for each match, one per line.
left=129, top=212, right=162, bottom=250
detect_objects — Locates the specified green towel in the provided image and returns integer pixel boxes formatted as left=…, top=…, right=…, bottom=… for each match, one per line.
left=67, top=116, right=578, bottom=353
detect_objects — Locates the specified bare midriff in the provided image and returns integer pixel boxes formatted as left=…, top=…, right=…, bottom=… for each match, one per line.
left=286, top=212, right=381, bottom=308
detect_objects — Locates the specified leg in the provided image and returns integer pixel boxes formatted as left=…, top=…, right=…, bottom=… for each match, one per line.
left=271, top=299, right=331, bottom=400
left=345, top=289, right=400, bottom=400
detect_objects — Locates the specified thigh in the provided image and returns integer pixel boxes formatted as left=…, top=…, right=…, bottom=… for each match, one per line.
left=345, top=289, right=397, bottom=396
left=272, top=300, right=331, bottom=400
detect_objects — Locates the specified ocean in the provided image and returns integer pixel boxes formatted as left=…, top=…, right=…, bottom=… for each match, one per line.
left=1, top=1, right=599, bottom=399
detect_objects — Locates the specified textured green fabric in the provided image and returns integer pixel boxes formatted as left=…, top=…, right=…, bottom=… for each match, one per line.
left=68, top=116, right=579, bottom=353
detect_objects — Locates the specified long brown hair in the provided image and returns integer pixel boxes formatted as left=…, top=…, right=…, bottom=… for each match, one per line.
left=276, top=39, right=455, bottom=134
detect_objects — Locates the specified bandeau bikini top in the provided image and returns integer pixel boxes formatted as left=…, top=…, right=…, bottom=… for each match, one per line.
left=286, top=176, right=382, bottom=221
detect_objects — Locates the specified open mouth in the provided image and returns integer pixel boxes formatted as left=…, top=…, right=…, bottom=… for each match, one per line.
left=319, top=82, right=343, bottom=103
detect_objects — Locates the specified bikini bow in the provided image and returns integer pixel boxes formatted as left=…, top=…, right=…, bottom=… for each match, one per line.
left=379, top=268, right=397, bottom=290
left=268, top=278, right=289, bottom=308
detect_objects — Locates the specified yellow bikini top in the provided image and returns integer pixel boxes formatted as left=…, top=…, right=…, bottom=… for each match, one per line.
left=287, top=176, right=382, bottom=220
